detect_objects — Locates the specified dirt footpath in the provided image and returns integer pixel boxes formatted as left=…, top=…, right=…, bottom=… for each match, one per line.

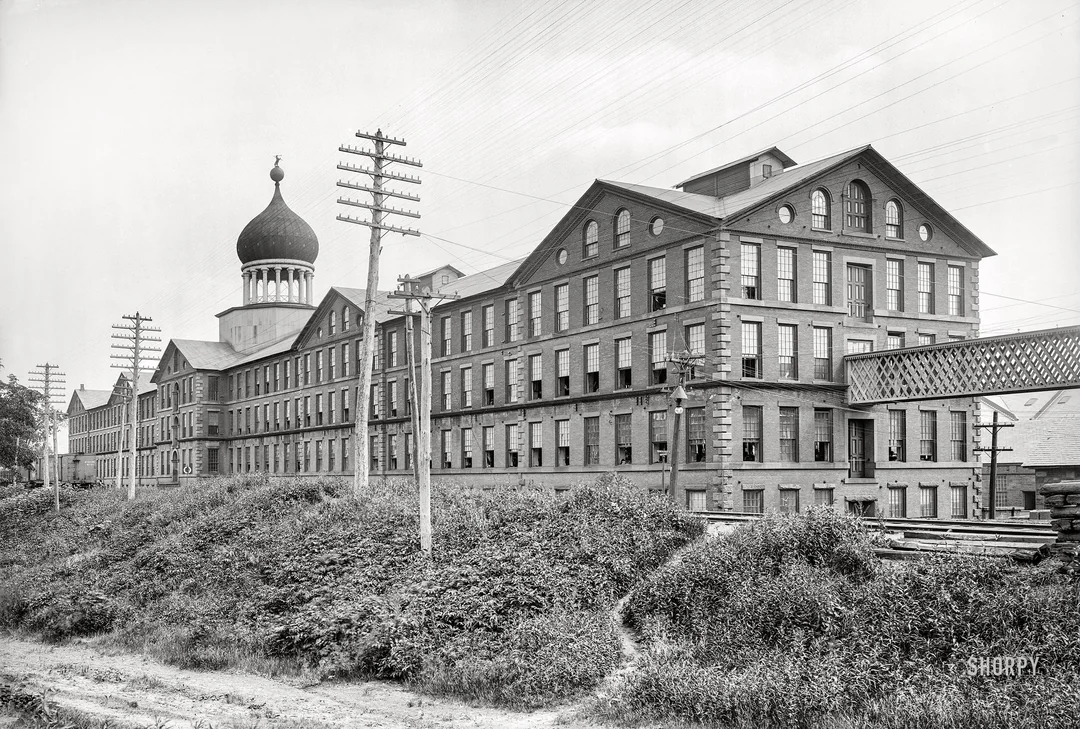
left=0, top=637, right=602, bottom=729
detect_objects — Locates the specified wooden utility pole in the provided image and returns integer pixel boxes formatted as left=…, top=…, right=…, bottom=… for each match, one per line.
left=111, top=312, right=161, bottom=500
left=28, top=362, right=65, bottom=512
left=337, top=130, right=422, bottom=497
left=112, top=381, right=130, bottom=492
left=389, top=275, right=458, bottom=556
left=665, top=349, right=704, bottom=501
left=404, top=297, right=422, bottom=475
left=975, top=411, right=1014, bottom=520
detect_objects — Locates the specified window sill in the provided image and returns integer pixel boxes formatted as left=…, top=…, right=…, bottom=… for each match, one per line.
left=735, top=462, right=849, bottom=470
left=842, top=231, right=877, bottom=240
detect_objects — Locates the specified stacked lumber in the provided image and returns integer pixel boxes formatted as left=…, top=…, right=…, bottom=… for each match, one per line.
left=869, top=520, right=1056, bottom=563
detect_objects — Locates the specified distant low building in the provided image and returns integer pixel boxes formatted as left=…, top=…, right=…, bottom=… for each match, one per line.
left=65, top=376, right=156, bottom=485
left=978, top=390, right=1080, bottom=516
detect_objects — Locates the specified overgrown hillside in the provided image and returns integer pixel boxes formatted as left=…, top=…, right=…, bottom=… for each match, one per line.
left=600, top=508, right=1080, bottom=729
left=0, top=474, right=704, bottom=709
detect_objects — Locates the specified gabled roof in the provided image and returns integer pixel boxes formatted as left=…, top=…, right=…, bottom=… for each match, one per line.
left=1024, top=416, right=1080, bottom=467
left=713, top=145, right=995, bottom=258
left=73, top=388, right=112, bottom=410
left=434, top=259, right=523, bottom=302
left=292, top=287, right=396, bottom=347
left=508, top=179, right=720, bottom=288
left=599, top=180, right=729, bottom=219
left=702, top=146, right=867, bottom=220
left=168, top=340, right=243, bottom=371
left=332, top=287, right=395, bottom=323
left=978, top=390, right=1080, bottom=465
left=675, top=146, right=797, bottom=188
left=415, top=264, right=465, bottom=279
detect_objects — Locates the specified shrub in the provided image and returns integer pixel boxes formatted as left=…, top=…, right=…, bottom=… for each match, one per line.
left=0, top=473, right=703, bottom=709
left=603, top=509, right=1080, bottom=729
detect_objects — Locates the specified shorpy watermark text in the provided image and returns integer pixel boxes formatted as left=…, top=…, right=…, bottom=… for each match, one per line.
left=965, top=655, right=1040, bottom=677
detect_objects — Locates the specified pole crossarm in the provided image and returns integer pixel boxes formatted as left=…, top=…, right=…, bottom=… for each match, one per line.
left=336, top=214, right=421, bottom=237
left=354, top=130, right=407, bottom=146
left=336, top=163, right=421, bottom=185
left=336, top=196, right=422, bottom=219
left=845, top=325, right=1080, bottom=405
left=338, top=145, right=423, bottom=168
left=336, top=180, right=420, bottom=203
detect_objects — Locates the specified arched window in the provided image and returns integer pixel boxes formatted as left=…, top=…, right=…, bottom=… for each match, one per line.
left=846, top=180, right=871, bottom=233
left=329, top=310, right=337, bottom=335
left=614, top=209, right=631, bottom=248
left=342, top=307, right=351, bottom=332
left=811, top=188, right=831, bottom=230
left=583, top=220, right=598, bottom=258
left=885, top=199, right=903, bottom=238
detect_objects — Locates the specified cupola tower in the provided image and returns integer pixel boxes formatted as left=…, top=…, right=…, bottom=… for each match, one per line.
left=217, top=160, right=320, bottom=353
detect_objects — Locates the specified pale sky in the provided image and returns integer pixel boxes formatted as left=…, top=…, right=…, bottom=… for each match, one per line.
left=1, top=0, right=1078, bottom=425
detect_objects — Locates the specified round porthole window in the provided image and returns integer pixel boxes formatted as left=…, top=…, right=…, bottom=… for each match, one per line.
left=650, top=217, right=665, bottom=236
left=918, top=223, right=933, bottom=242
left=556, top=248, right=568, bottom=265
left=778, top=204, right=794, bottom=224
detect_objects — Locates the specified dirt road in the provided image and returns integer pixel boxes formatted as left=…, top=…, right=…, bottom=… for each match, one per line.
left=0, top=636, right=603, bottom=729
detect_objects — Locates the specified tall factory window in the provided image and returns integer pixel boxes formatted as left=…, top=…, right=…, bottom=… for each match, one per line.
left=614, top=267, right=631, bottom=318
left=742, top=406, right=762, bottom=462
left=740, top=243, right=760, bottom=299
left=649, top=257, right=667, bottom=311
left=686, top=246, right=705, bottom=303
left=615, top=414, right=633, bottom=464
left=777, top=247, right=796, bottom=302
left=583, top=276, right=599, bottom=325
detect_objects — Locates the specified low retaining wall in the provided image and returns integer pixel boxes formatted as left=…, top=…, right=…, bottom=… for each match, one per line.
left=1039, top=480, right=1080, bottom=569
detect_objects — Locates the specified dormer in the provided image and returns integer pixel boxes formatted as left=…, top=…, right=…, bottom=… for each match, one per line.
left=675, top=147, right=796, bottom=197
left=415, top=264, right=465, bottom=293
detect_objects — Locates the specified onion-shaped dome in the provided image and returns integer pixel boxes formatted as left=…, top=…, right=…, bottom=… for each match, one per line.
left=236, top=164, right=319, bottom=265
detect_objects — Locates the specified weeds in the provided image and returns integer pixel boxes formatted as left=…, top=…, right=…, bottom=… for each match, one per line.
left=600, top=507, right=1080, bottom=729
left=1, top=473, right=702, bottom=710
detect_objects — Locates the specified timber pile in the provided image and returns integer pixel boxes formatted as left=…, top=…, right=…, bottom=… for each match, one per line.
left=868, top=519, right=1056, bottom=563
left=1040, top=480, right=1080, bottom=570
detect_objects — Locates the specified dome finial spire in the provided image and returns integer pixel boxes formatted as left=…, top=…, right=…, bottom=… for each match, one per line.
left=270, top=156, right=284, bottom=185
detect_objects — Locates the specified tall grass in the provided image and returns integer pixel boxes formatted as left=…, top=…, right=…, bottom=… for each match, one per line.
left=599, top=507, right=1080, bottom=729
left=0, top=473, right=703, bottom=709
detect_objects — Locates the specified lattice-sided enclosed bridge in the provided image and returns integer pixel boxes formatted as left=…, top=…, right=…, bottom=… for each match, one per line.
left=845, top=325, right=1080, bottom=405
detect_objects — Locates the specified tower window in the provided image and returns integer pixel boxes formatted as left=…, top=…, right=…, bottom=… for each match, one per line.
left=885, top=199, right=903, bottom=238
left=614, top=209, right=631, bottom=248
left=845, top=180, right=871, bottom=233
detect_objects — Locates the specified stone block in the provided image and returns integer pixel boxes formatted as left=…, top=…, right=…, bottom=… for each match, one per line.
left=1049, top=505, right=1080, bottom=518
left=1044, top=495, right=1067, bottom=507
left=1051, top=518, right=1074, bottom=531
left=1067, top=494, right=1080, bottom=505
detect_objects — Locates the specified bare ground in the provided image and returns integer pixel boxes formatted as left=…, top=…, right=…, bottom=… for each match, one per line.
left=0, top=636, right=606, bottom=729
